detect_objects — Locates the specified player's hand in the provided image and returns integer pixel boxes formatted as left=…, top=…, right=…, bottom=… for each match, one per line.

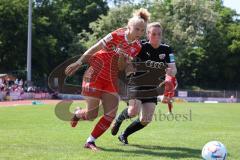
left=125, top=62, right=136, bottom=76
left=65, top=62, right=81, bottom=76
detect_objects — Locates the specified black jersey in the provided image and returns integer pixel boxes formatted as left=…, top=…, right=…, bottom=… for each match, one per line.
left=131, top=40, right=175, bottom=83
left=126, top=40, right=175, bottom=100
left=136, top=40, right=175, bottom=64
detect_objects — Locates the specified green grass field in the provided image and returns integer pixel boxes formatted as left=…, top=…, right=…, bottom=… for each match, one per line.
left=0, top=101, right=239, bottom=160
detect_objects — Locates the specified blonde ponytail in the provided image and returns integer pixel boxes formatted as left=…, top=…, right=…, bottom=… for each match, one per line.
left=128, top=8, right=150, bottom=26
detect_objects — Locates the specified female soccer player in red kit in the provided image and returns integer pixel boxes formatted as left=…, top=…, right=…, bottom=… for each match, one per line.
left=65, top=8, right=150, bottom=151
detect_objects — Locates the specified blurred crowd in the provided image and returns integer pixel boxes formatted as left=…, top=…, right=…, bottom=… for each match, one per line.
left=0, top=78, right=24, bottom=92
left=0, top=78, right=49, bottom=101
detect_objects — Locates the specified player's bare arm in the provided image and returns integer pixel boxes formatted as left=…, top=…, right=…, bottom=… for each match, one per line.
left=65, top=41, right=104, bottom=76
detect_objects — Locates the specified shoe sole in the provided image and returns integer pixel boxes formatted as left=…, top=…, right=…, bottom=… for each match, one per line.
left=118, top=136, right=128, bottom=145
left=84, top=145, right=100, bottom=151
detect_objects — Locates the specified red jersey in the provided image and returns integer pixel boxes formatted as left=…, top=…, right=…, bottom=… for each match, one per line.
left=88, top=28, right=142, bottom=82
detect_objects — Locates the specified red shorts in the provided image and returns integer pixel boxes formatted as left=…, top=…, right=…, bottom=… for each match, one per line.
left=81, top=76, right=118, bottom=98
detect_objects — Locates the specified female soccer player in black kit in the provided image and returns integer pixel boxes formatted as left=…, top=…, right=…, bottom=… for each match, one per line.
left=111, top=22, right=178, bottom=144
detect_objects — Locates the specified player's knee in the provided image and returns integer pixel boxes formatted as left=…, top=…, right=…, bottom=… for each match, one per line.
left=128, top=106, right=139, bottom=117
left=140, top=117, right=153, bottom=126
left=140, top=120, right=150, bottom=126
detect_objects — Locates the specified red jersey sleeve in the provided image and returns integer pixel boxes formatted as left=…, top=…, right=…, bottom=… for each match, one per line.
left=101, top=31, right=118, bottom=51
left=100, top=28, right=141, bottom=58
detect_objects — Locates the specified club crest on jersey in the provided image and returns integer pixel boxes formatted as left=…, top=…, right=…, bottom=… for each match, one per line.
left=159, top=54, right=166, bottom=60
left=130, top=48, right=136, bottom=53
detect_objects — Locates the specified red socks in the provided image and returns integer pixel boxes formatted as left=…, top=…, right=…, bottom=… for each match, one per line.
left=91, top=115, right=114, bottom=139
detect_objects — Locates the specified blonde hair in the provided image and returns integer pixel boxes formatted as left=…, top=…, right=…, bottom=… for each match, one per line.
left=128, top=8, right=150, bottom=26
left=147, top=22, right=163, bottom=34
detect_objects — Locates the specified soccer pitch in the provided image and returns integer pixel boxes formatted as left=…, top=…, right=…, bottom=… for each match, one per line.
left=0, top=102, right=239, bottom=160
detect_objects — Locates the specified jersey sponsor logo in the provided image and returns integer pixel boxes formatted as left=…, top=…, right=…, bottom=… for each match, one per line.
left=159, top=54, right=166, bottom=60
left=169, top=53, right=175, bottom=62
left=145, top=60, right=165, bottom=69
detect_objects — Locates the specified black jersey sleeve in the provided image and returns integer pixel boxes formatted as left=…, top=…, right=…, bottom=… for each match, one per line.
left=165, top=46, right=175, bottom=63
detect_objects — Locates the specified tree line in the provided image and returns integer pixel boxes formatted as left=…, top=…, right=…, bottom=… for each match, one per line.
left=0, top=0, right=239, bottom=89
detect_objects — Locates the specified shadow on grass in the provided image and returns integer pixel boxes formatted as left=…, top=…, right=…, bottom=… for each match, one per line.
left=100, top=144, right=201, bottom=159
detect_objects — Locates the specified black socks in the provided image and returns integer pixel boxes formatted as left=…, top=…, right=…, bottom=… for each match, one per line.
left=116, top=108, right=130, bottom=123
left=123, top=118, right=146, bottom=137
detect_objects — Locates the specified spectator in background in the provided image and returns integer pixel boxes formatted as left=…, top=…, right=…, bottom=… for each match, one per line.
left=19, top=79, right=23, bottom=86
left=15, top=78, right=19, bottom=85
left=0, top=87, right=4, bottom=101
left=0, top=78, right=4, bottom=90
left=230, top=95, right=235, bottom=103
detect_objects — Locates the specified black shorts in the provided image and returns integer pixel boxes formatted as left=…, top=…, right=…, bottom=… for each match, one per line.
left=126, top=98, right=158, bottom=105
left=129, top=86, right=159, bottom=105
left=139, top=98, right=158, bottom=105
